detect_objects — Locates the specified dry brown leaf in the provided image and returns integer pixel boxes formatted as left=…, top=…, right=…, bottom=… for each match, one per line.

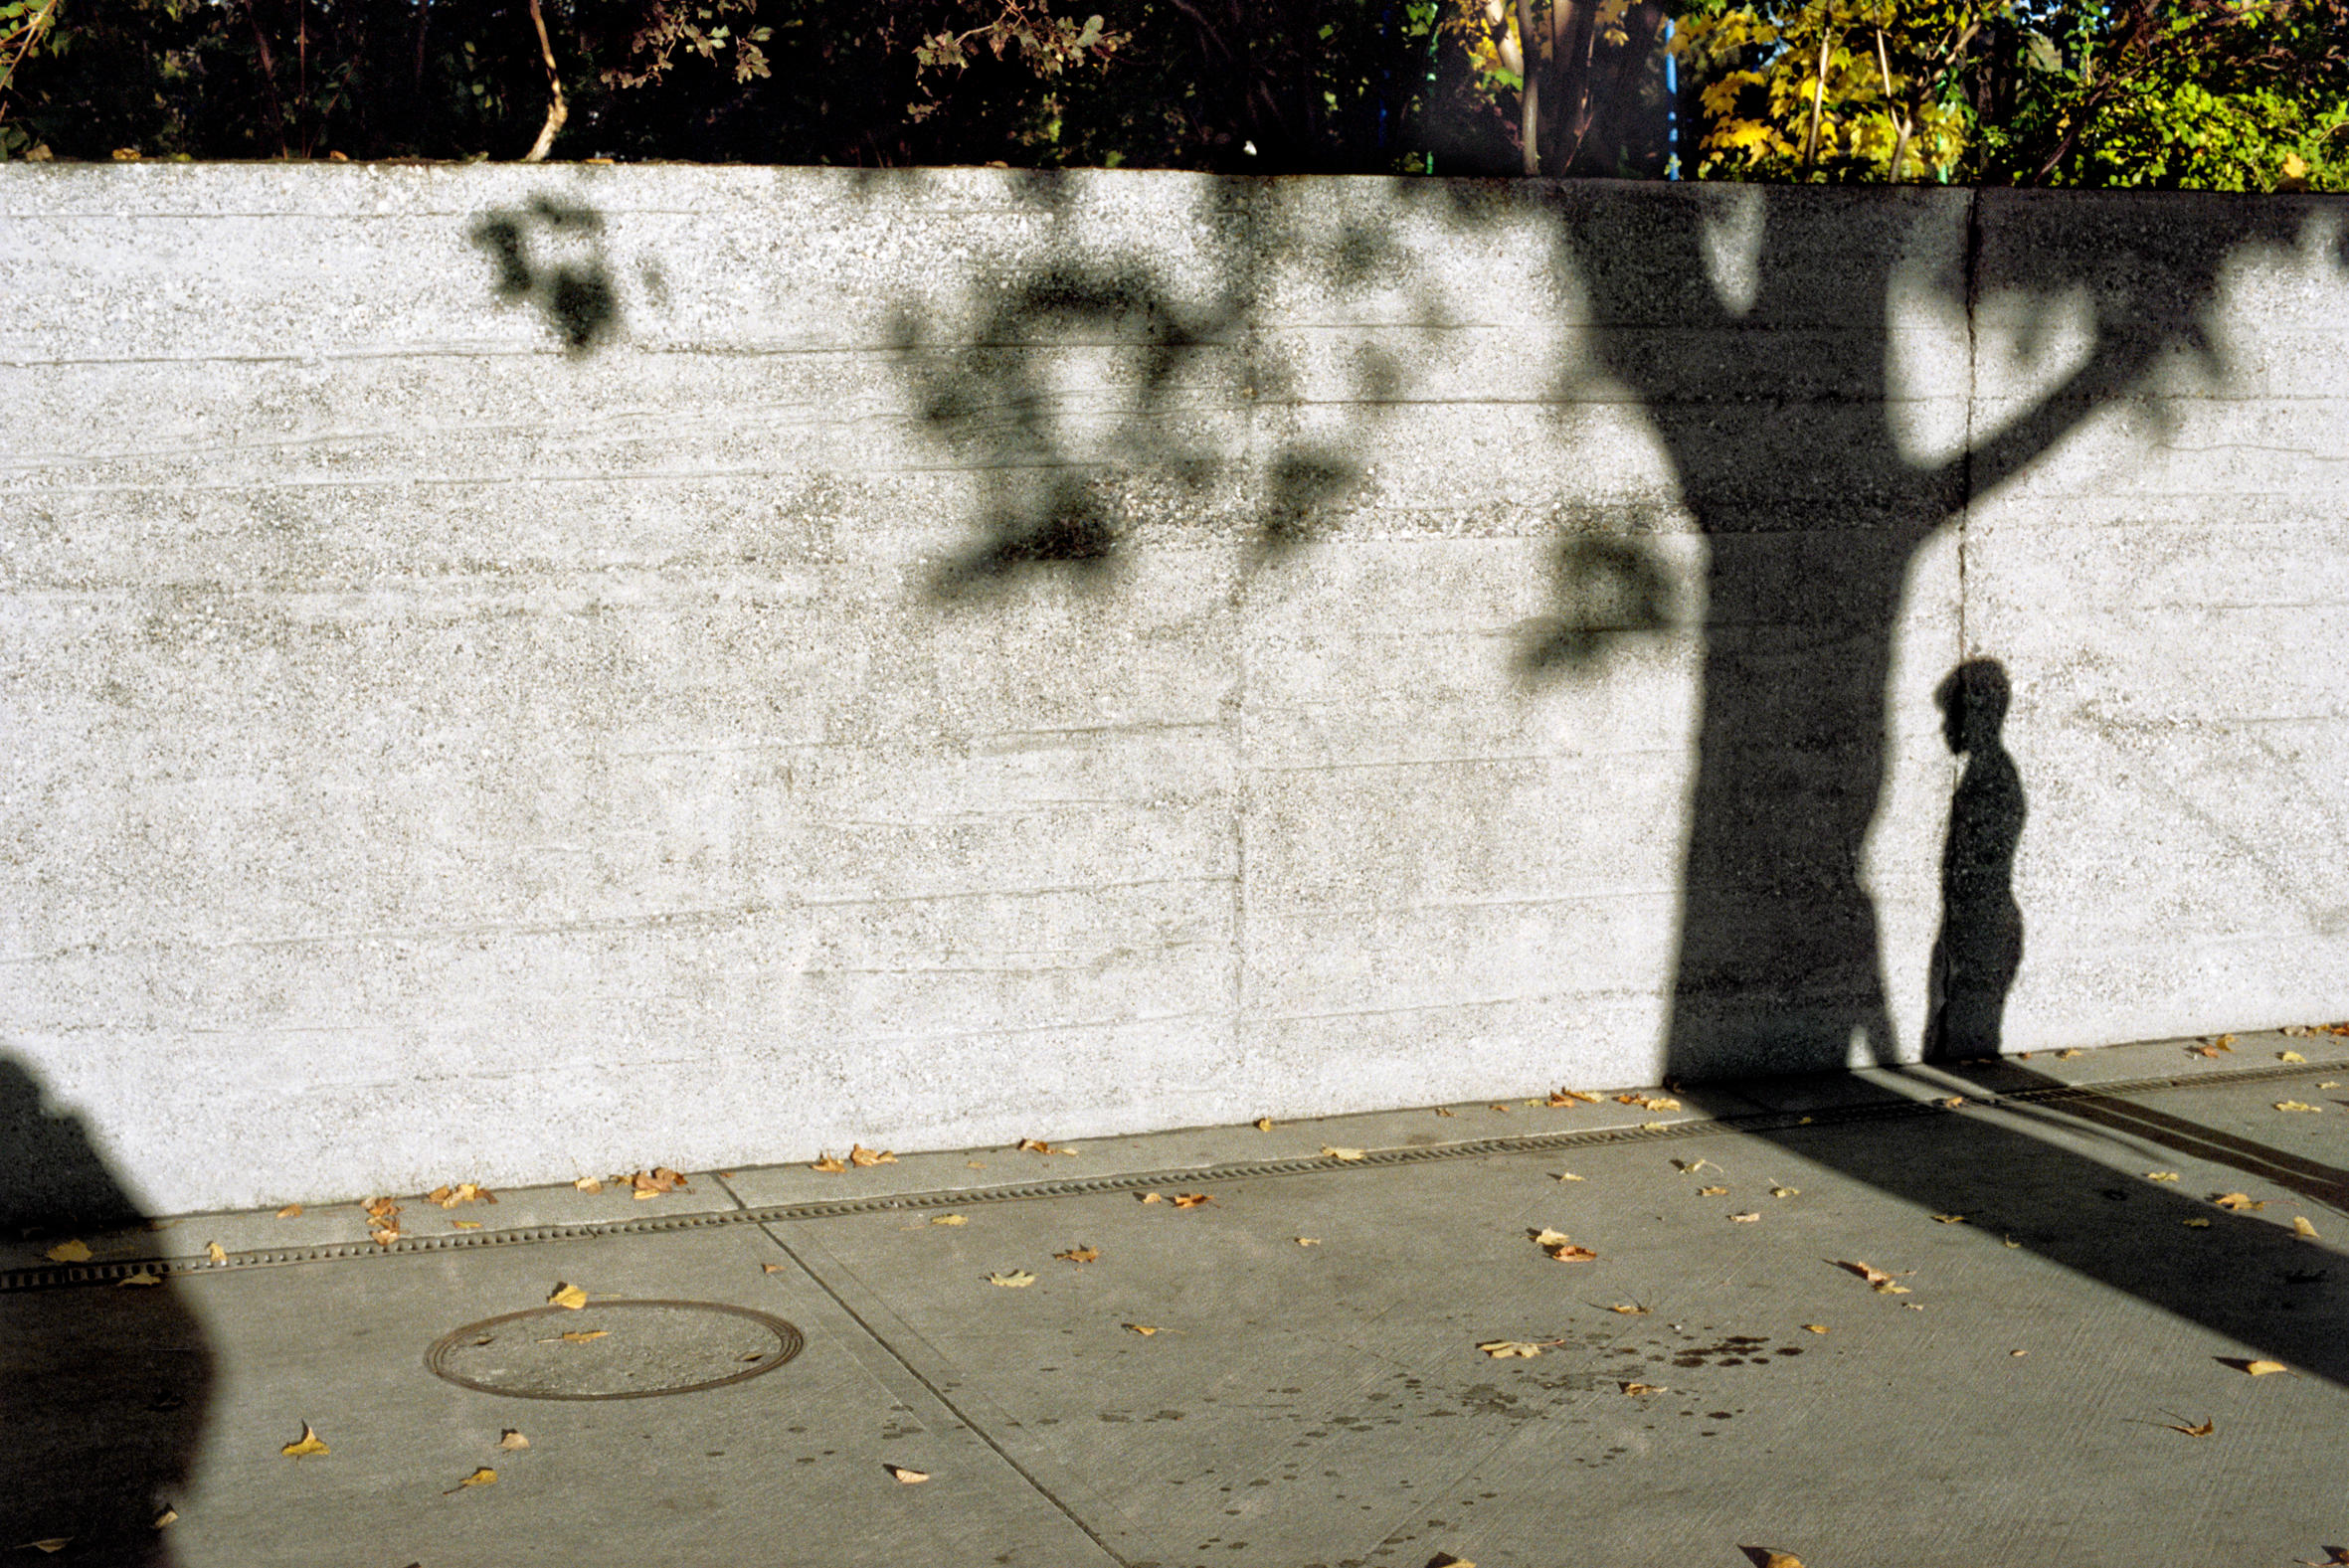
left=118, top=1271, right=162, bottom=1288
left=884, top=1464, right=929, bottom=1483
left=1321, top=1145, right=1367, bottom=1162
left=1556, top=1089, right=1604, bottom=1105
left=1620, top=1381, right=1664, bottom=1396
left=1835, top=1260, right=1912, bottom=1293
left=573, top=1176, right=604, bottom=1193
left=1741, top=1552, right=1807, bottom=1568
left=497, top=1430, right=529, bottom=1451
left=1728, top=1211, right=1761, bottom=1223
left=849, top=1143, right=896, bottom=1167
left=1769, top=1185, right=1800, bottom=1198
left=762, top=1263, right=783, bottom=1274
left=1053, top=1245, right=1099, bottom=1264
left=1672, top=1158, right=1717, bottom=1173
left=2184, top=1218, right=2213, bottom=1229
left=26, top=1541, right=68, bottom=1555
left=1802, top=1323, right=1828, bottom=1333
left=276, top=1204, right=303, bottom=1219
left=553, top=1329, right=608, bottom=1344
left=811, top=1153, right=847, bottom=1174
left=280, top=1423, right=330, bottom=1458
left=987, top=1270, right=1036, bottom=1288
left=2213, top=1192, right=2265, bottom=1212
left=153, top=1508, right=177, bottom=1528
left=452, top=1220, right=483, bottom=1231
left=548, top=1283, right=589, bottom=1309
left=207, top=1242, right=229, bottom=1264
left=1553, top=1171, right=1586, bottom=1182
left=1136, top=1192, right=1163, bottom=1204
left=1296, top=1237, right=1321, bottom=1246
left=1935, top=1096, right=1966, bottom=1110
left=1254, top=1117, right=1274, bottom=1131
left=2056, top=1048, right=2082, bottom=1059
left=1931, top=1213, right=1967, bottom=1225
left=1489, top=1104, right=1509, bottom=1113
left=448, top=1467, right=497, bottom=1493
left=1016, top=1138, right=1077, bottom=1156
left=2275, top=1101, right=2322, bottom=1114
left=1434, top=1107, right=1457, bottom=1117
left=2188, top=1044, right=2228, bottom=1059
left=2145, top=1171, right=2180, bottom=1182
left=1697, top=1184, right=1729, bottom=1196
left=2293, top=1216, right=2321, bottom=1239
left=43, top=1240, right=90, bottom=1264
left=1426, top=1555, right=1475, bottom=1568
left=2160, top=1415, right=2215, bottom=1437
left=931, top=1214, right=968, bottom=1227
left=1529, top=1227, right=1597, bottom=1262
left=369, top=1225, right=400, bottom=1247
left=1531, top=1227, right=1572, bottom=1247
left=2243, top=1359, right=2289, bottom=1376
left=1477, top=1340, right=1547, bottom=1358
left=362, top=1195, right=399, bottom=1219
left=1170, top=1193, right=1214, bottom=1209
left=2279, top=1051, right=2308, bottom=1063
left=1124, top=1322, right=1159, bottom=1335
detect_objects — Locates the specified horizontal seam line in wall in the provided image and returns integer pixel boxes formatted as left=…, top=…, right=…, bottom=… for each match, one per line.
left=9, top=1055, right=2337, bottom=1294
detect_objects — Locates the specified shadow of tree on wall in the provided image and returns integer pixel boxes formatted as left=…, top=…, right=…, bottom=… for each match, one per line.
left=883, top=173, right=2349, bottom=1385
left=0, top=1059, right=213, bottom=1563
left=472, top=195, right=622, bottom=354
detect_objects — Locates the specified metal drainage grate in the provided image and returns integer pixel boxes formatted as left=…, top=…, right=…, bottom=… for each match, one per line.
left=426, top=1299, right=804, bottom=1401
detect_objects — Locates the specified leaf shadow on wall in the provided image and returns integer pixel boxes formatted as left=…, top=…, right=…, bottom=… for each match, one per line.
left=471, top=194, right=623, bottom=355
left=0, top=1057, right=213, bottom=1563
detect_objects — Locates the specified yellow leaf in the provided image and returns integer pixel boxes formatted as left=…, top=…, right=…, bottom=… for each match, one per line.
left=2056, top=1048, right=2082, bottom=1058
left=1936, top=1096, right=1966, bottom=1110
left=1053, top=1245, right=1099, bottom=1264
left=2161, top=1415, right=2215, bottom=1437
left=2145, top=1171, right=2179, bottom=1182
left=1531, top=1227, right=1572, bottom=1248
left=2274, top=1101, right=2322, bottom=1113
left=207, top=1242, right=228, bottom=1264
left=548, top=1283, right=590, bottom=1309
left=1802, top=1323, right=1828, bottom=1333
left=2212, top=1192, right=2264, bottom=1211
left=1835, top=1260, right=1912, bottom=1293
left=2185, top=1218, right=2213, bottom=1228
left=1170, top=1193, right=1214, bottom=1208
left=1477, top=1339, right=1546, bottom=1358
left=762, top=1263, right=783, bottom=1273
left=2244, top=1359, right=2289, bottom=1376
left=452, top=1220, right=483, bottom=1230
left=1428, top=1556, right=1475, bottom=1568
left=1604, top=1302, right=1649, bottom=1314
left=849, top=1143, right=896, bottom=1167
left=1254, top=1117, right=1274, bottom=1131
left=1641, top=1122, right=1670, bottom=1132
left=27, top=1541, right=69, bottom=1555
left=451, top=1467, right=497, bottom=1491
left=1744, top=1552, right=1807, bottom=1568
left=280, top=1423, right=330, bottom=1458
left=1698, top=1185, right=1729, bottom=1196
left=930, top=1214, right=968, bottom=1226
left=2292, top=1216, right=2320, bottom=1239
left=1620, top=1381, right=1664, bottom=1396
left=1728, top=1211, right=1760, bottom=1223
left=1769, top=1185, right=1800, bottom=1198
left=1135, top=1192, right=1163, bottom=1204
left=43, top=1240, right=90, bottom=1264
left=554, top=1329, right=608, bottom=1343
left=811, top=1153, right=847, bottom=1174
left=573, top=1176, right=604, bottom=1193
left=497, top=1430, right=529, bottom=1450
left=276, top=1204, right=303, bottom=1218
left=2279, top=1050, right=2307, bottom=1063
left=153, top=1508, right=178, bottom=1527
left=1296, top=1237, right=1321, bottom=1246
left=987, top=1270, right=1035, bottom=1288
left=1931, top=1214, right=1966, bottom=1225
left=1123, top=1322, right=1159, bottom=1335
left=118, top=1270, right=163, bottom=1288
left=1671, top=1158, right=1717, bottom=1173
left=1553, top=1171, right=1586, bottom=1182
left=1017, top=1137, right=1076, bottom=1156
left=1321, top=1145, right=1367, bottom=1161
left=885, top=1464, right=929, bottom=1483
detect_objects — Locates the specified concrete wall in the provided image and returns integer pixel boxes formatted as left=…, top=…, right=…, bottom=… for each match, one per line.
left=3, top=165, right=2345, bottom=1214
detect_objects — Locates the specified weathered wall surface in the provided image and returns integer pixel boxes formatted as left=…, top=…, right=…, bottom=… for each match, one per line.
left=2, top=166, right=2344, bottom=1213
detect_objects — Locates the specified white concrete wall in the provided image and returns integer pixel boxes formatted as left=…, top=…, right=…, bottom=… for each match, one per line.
left=2, top=166, right=2343, bottom=1214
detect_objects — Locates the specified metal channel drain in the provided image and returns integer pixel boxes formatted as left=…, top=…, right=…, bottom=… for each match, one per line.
left=426, top=1300, right=804, bottom=1400
left=8, top=1054, right=2343, bottom=1294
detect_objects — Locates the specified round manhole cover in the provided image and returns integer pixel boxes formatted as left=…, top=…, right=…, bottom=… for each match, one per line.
left=426, top=1300, right=804, bottom=1400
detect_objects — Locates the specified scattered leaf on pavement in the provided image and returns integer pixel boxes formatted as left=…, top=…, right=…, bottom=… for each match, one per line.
left=2212, top=1193, right=2264, bottom=1211
left=1017, top=1138, right=1077, bottom=1156
left=988, top=1270, right=1036, bottom=1288
left=1296, top=1237, right=1321, bottom=1246
left=811, top=1153, right=847, bottom=1174
left=2188, top=1045, right=2228, bottom=1059
left=452, top=1220, right=482, bottom=1230
left=1935, top=1096, right=1966, bottom=1109
left=497, top=1430, right=529, bottom=1450
left=276, top=1204, right=303, bottom=1219
left=550, top=1329, right=608, bottom=1344
left=1931, top=1214, right=1966, bottom=1225
left=43, top=1240, right=90, bottom=1264
left=885, top=1465, right=929, bottom=1483
left=548, top=1283, right=589, bottom=1309
left=1434, top=1108, right=1457, bottom=1117
left=763, top=1263, right=783, bottom=1273
left=1604, top=1302, right=1650, bottom=1314
left=448, top=1468, right=497, bottom=1493
left=849, top=1144, right=895, bottom=1167
left=1728, top=1211, right=1760, bottom=1223
left=931, top=1214, right=968, bottom=1226
left=2056, top=1049, right=2082, bottom=1059
left=1124, top=1323, right=1159, bottom=1335
left=2275, top=1101, right=2322, bottom=1114
left=1834, top=1260, right=1912, bottom=1294
left=2280, top=1051, right=2307, bottom=1063
left=429, top=1183, right=493, bottom=1209
left=2160, top=1415, right=2215, bottom=1437
left=280, top=1424, right=329, bottom=1458
left=2185, top=1218, right=2213, bottom=1228
left=1740, top=1552, right=1806, bottom=1568
left=1548, top=1089, right=1603, bottom=1106
left=2293, top=1216, right=2321, bottom=1239
left=1531, top=1228, right=1598, bottom=1261
left=574, top=1177, right=604, bottom=1193
left=1427, top=1554, right=1475, bottom=1568
left=1170, top=1193, right=1214, bottom=1208
left=2241, top=1359, right=2289, bottom=1376
left=207, top=1242, right=228, bottom=1264
left=1618, top=1095, right=1681, bottom=1111
left=154, top=1508, right=177, bottom=1528
left=1253, top=1117, right=1274, bottom=1131
left=1769, top=1185, right=1800, bottom=1198
left=1322, top=1146, right=1367, bottom=1162
left=1136, top=1192, right=1163, bottom=1204
left=1553, top=1172, right=1585, bottom=1182
left=2145, top=1171, right=2179, bottom=1182
left=1672, top=1157, right=1717, bottom=1174
left=1698, top=1185, right=1729, bottom=1196
left=1641, top=1122, right=1670, bottom=1131
left=1802, top=1324, right=1828, bottom=1333
left=1477, top=1340, right=1548, bottom=1358
left=1620, top=1382, right=1664, bottom=1396
left=25, top=1541, right=68, bottom=1554
left=118, top=1271, right=162, bottom=1288
left=1053, top=1245, right=1099, bottom=1264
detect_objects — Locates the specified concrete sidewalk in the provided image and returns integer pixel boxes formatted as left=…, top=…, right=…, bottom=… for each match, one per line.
left=5, top=1030, right=2347, bottom=1568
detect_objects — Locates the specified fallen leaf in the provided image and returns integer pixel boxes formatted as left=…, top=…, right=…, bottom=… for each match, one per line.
left=276, top=1204, right=303, bottom=1219
left=1426, top=1555, right=1475, bottom=1568
left=449, top=1467, right=497, bottom=1492
left=2212, top=1192, right=2265, bottom=1212
left=1296, top=1237, right=1321, bottom=1246
left=43, top=1240, right=90, bottom=1264
left=1053, top=1245, right=1099, bottom=1264
left=573, top=1177, right=604, bottom=1193
left=811, top=1153, right=847, bottom=1174
left=2145, top=1171, right=2180, bottom=1182
left=1739, top=1552, right=1806, bottom=1568
left=1531, top=1227, right=1572, bottom=1247
left=207, top=1242, right=228, bottom=1264
left=552, top=1329, right=608, bottom=1344
left=1728, top=1211, right=1761, bottom=1223
left=2011, top=1349, right=2028, bottom=1357
left=1531, top=1228, right=1598, bottom=1262
left=1620, top=1381, right=1664, bottom=1396
left=2185, top=1218, right=2213, bottom=1228
left=362, top=1196, right=400, bottom=1220
left=988, top=1270, right=1036, bottom=1288
left=849, top=1143, right=896, bottom=1167
left=1641, top=1122, right=1670, bottom=1131
left=1769, top=1185, right=1800, bottom=1198
left=497, top=1430, right=529, bottom=1451
left=1931, top=1214, right=1967, bottom=1225
left=2280, top=1051, right=2307, bottom=1063
left=1698, top=1185, right=1730, bottom=1196
left=26, top=1541, right=69, bottom=1555
left=369, top=1225, right=400, bottom=1246
left=2322, top=1081, right=2344, bottom=1090
left=452, top=1218, right=484, bottom=1231
left=1553, top=1172, right=1586, bottom=1182
left=1672, top=1158, right=1717, bottom=1173
left=1124, top=1322, right=1159, bottom=1335
left=2243, top=1359, right=2289, bottom=1376
left=1477, top=1340, right=1546, bottom=1358
left=1489, top=1104, right=1510, bottom=1113
left=2275, top=1101, right=2322, bottom=1113
left=885, top=1464, right=929, bottom=1483
left=548, top=1283, right=589, bottom=1309
left=1604, top=1302, right=1650, bottom=1314
left=1170, top=1193, right=1214, bottom=1208
left=280, top=1424, right=330, bottom=1458
left=153, top=1508, right=177, bottom=1528
left=1017, top=1138, right=1077, bottom=1156
left=1834, top=1260, right=1912, bottom=1294
left=1322, top=1146, right=1367, bottom=1162
left=2292, top=1551, right=2349, bottom=1567
left=1254, top=1117, right=1274, bottom=1131
left=2188, top=1045, right=2228, bottom=1059
left=1136, top=1192, right=1164, bottom=1204
left=2293, top=1216, right=2321, bottom=1239
left=1802, top=1323, right=1828, bottom=1334
left=931, top=1214, right=968, bottom=1227
left=2056, top=1048, right=2082, bottom=1059
left=762, top=1263, right=784, bottom=1273
left=1935, top=1096, right=1966, bottom=1110
left=1434, top=1107, right=1457, bottom=1117
left=2160, top=1415, right=2215, bottom=1437
left=118, top=1270, right=163, bottom=1288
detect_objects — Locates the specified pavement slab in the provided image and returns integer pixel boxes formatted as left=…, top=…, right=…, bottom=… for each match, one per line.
left=4, top=1037, right=2346, bottom=1568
